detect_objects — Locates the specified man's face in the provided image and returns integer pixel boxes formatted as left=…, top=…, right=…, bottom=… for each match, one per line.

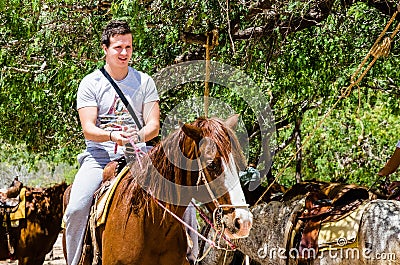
left=103, top=33, right=133, bottom=69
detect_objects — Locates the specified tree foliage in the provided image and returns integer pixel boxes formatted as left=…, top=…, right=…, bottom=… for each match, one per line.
left=1, top=0, right=400, bottom=186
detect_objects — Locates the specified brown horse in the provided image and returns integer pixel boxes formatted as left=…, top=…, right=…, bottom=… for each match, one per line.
left=65, top=115, right=254, bottom=265
left=0, top=182, right=67, bottom=265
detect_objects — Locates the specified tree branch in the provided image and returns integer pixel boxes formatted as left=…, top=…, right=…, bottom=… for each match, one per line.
left=3, top=67, right=41, bottom=74
left=233, top=0, right=336, bottom=39
left=233, top=0, right=399, bottom=40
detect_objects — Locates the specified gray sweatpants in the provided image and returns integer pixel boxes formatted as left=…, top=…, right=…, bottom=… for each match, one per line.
left=183, top=204, right=199, bottom=263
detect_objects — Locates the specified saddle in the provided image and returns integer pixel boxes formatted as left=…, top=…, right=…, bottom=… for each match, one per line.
left=0, top=177, right=23, bottom=208
left=0, top=193, right=19, bottom=209
left=0, top=177, right=24, bottom=260
left=288, top=183, right=370, bottom=263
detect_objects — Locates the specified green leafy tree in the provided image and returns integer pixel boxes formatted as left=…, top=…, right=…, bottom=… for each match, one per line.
left=1, top=0, right=399, bottom=187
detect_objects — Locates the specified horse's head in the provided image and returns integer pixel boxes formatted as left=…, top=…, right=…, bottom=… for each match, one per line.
left=181, top=115, right=253, bottom=239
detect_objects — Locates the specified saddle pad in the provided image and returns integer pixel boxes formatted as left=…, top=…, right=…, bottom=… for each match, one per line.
left=318, top=201, right=369, bottom=249
left=9, top=187, right=26, bottom=221
left=96, top=165, right=130, bottom=227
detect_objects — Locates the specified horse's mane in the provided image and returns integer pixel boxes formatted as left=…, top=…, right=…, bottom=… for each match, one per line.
left=118, top=117, right=246, bottom=214
left=23, top=182, right=67, bottom=219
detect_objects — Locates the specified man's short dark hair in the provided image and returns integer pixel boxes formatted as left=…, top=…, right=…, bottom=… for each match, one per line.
left=101, top=20, right=132, bottom=47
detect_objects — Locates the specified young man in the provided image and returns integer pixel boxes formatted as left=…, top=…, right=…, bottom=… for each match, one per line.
left=64, top=20, right=160, bottom=265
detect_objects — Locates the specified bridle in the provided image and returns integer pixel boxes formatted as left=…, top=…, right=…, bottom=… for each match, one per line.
left=195, top=156, right=249, bottom=232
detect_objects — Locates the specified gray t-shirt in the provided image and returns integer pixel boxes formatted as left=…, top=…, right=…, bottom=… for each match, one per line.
left=77, top=66, right=159, bottom=153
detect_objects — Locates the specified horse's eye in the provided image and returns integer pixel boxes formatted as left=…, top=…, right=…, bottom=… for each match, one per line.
left=207, top=161, right=218, bottom=171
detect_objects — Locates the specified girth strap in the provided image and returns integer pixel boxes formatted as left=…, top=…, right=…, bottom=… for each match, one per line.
left=5, top=212, right=15, bottom=257
left=90, top=205, right=101, bottom=265
left=0, top=209, right=16, bottom=259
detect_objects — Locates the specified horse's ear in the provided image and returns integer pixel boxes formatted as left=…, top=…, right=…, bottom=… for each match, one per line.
left=224, top=114, right=239, bottom=130
left=181, top=123, right=203, bottom=144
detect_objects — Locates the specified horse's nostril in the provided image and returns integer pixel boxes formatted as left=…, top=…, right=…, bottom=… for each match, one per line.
left=234, top=218, right=241, bottom=230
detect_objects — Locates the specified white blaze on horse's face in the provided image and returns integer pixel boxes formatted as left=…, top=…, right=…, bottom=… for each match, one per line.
left=221, top=153, right=253, bottom=239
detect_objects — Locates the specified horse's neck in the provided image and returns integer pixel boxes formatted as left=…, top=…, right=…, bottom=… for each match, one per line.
left=152, top=199, right=187, bottom=220
left=174, top=205, right=187, bottom=219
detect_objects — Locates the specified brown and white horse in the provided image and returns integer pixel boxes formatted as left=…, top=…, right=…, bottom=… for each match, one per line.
left=67, top=115, right=253, bottom=265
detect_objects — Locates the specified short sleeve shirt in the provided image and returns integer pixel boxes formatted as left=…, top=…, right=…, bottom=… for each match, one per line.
left=77, top=66, right=159, bottom=152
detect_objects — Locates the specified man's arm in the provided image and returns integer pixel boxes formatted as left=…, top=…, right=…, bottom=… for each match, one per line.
left=79, top=106, right=110, bottom=142
left=78, top=106, right=134, bottom=145
left=138, top=101, right=160, bottom=142
left=378, top=147, right=400, bottom=176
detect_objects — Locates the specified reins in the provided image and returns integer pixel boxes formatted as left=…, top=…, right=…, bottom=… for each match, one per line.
left=151, top=197, right=216, bottom=248
left=126, top=138, right=147, bottom=169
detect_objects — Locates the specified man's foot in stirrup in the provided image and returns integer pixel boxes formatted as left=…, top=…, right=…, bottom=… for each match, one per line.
left=186, top=253, right=196, bottom=265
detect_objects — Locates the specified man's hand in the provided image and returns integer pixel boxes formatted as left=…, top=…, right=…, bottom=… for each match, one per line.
left=388, top=181, right=400, bottom=194
left=110, top=125, right=140, bottom=146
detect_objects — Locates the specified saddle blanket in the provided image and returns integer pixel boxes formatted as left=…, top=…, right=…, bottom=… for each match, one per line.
left=318, top=201, right=369, bottom=249
left=95, top=165, right=129, bottom=227
left=1, top=188, right=26, bottom=227
left=61, top=166, right=129, bottom=229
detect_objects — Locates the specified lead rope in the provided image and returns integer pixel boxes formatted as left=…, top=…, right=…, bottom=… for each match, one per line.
left=223, top=247, right=229, bottom=265
left=191, top=201, right=238, bottom=249
left=152, top=197, right=217, bottom=248
left=350, top=6, right=400, bottom=89
left=254, top=6, right=400, bottom=206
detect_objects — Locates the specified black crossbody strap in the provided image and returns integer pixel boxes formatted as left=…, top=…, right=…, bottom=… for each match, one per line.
left=100, top=67, right=143, bottom=130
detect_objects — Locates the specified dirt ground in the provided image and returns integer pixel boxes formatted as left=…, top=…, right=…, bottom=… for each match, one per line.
left=0, top=233, right=65, bottom=265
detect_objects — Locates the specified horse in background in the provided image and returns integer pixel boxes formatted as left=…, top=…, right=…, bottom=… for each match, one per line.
left=63, top=115, right=253, bottom=265
left=238, top=197, right=400, bottom=264
left=202, top=180, right=400, bottom=265
left=0, top=181, right=67, bottom=265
